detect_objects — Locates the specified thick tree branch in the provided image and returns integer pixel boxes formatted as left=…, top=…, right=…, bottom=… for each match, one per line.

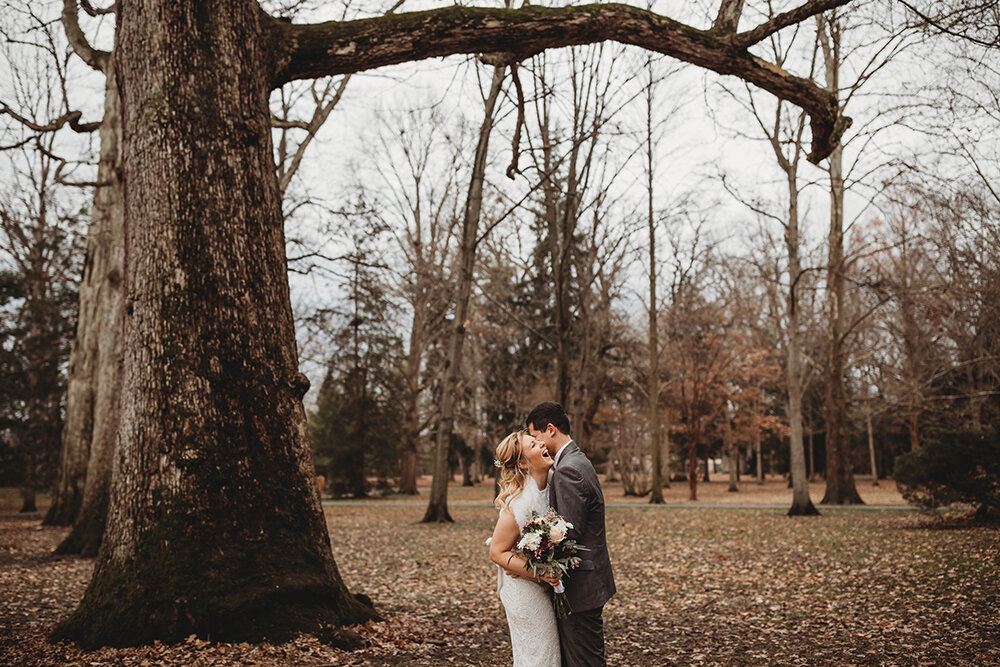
left=734, top=0, right=850, bottom=47
left=62, top=0, right=111, bottom=72
left=266, top=2, right=853, bottom=162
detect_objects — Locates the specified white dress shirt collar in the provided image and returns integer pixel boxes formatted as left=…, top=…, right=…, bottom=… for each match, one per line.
left=553, top=439, right=574, bottom=468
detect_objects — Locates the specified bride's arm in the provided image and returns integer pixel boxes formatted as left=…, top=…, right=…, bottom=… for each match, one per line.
left=489, top=510, right=559, bottom=585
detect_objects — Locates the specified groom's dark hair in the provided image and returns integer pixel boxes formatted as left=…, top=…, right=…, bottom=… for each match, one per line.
left=526, top=402, right=571, bottom=435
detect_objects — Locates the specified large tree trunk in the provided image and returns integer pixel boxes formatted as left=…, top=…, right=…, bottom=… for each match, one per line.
left=51, top=1, right=376, bottom=647
left=423, top=64, right=505, bottom=523
left=54, top=63, right=125, bottom=556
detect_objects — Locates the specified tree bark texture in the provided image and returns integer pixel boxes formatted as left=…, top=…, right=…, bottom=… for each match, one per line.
left=54, top=63, right=125, bottom=553
left=51, top=0, right=376, bottom=647
left=423, top=65, right=505, bottom=523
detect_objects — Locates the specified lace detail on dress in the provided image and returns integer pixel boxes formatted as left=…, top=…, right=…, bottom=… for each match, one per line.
left=496, top=477, right=560, bottom=667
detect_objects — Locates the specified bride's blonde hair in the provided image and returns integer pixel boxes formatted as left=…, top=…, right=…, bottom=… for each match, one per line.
left=494, top=430, right=528, bottom=510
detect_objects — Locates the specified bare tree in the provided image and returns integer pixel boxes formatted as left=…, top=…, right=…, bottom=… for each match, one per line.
left=349, top=104, right=467, bottom=500
left=720, top=14, right=821, bottom=513
left=48, top=0, right=855, bottom=646
left=815, top=7, right=911, bottom=504
left=521, top=44, right=641, bottom=452
left=422, top=59, right=508, bottom=522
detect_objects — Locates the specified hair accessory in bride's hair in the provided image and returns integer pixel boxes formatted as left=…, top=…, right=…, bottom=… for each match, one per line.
left=494, top=459, right=503, bottom=468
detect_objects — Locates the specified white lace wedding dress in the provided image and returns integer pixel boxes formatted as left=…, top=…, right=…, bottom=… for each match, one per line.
left=494, top=476, right=561, bottom=667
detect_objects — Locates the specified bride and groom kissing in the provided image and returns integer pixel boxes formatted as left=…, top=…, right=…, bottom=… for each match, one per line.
left=489, top=402, right=616, bottom=667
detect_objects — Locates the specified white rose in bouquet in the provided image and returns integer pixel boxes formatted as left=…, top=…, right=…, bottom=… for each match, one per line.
left=517, top=532, right=542, bottom=551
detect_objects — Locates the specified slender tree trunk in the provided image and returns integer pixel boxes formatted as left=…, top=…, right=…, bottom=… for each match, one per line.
left=725, top=414, right=738, bottom=493
left=51, top=1, right=376, bottom=647
left=399, top=312, right=426, bottom=495
left=423, top=64, right=505, bottom=523
left=755, top=429, right=763, bottom=485
left=818, top=141, right=862, bottom=505
left=605, top=453, right=619, bottom=482
left=662, top=409, right=671, bottom=488
left=400, top=448, right=419, bottom=495
left=350, top=365, right=369, bottom=498
left=19, top=487, right=37, bottom=513
left=908, top=410, right=920, bottom=450
left=784, top=167, right=817, bottom=515
left=54, top=64, right=125, bottom=556
left=867, top=403, right=879, bottom=486
left=688, top=427, right=699, bottom=501
left=818, top=14, right=862, bottom=506
left=461, top=452, right=474, bottom=487
left=807, top=425, right=815, bottom=480
left=686, top=416, right=708, bottom=497
left=647, top=56, right=664, bottom=504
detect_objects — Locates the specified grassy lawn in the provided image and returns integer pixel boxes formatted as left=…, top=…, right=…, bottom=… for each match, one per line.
left=1, top=482, right=997, bottom=665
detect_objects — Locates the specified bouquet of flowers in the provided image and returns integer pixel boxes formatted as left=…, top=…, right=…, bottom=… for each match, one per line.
left=514, top=508, right=588, bottom=618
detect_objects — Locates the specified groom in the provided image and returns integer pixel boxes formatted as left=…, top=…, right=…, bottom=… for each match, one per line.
left=527, top=402, right=616, bottom=667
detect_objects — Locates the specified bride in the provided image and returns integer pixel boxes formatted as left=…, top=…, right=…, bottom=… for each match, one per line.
left=488, top=430, right=562, bottom=667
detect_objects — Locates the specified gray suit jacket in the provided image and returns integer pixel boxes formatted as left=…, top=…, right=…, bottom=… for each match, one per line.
left=549, top=441, right=616, bottom=612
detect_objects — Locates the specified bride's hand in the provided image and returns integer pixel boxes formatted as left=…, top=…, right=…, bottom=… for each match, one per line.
left=538, top=572, right=560, bottom=587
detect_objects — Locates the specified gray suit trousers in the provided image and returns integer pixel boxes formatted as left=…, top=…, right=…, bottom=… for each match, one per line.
left=557, top=605, right=605, bottom=667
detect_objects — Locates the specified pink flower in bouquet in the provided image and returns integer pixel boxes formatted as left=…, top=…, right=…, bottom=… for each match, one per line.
left=549, top=527, right=565, bottom=543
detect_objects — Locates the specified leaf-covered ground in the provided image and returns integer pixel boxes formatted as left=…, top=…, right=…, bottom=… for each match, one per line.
left=2, top=481, right=998, bottom=666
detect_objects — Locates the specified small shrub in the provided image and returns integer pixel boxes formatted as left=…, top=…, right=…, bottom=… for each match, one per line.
left=894, top=429, right=1000, bottom=520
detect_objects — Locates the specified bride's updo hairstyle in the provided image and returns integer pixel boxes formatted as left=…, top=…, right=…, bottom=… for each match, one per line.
left=494, top=430, right=528, bottom=510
